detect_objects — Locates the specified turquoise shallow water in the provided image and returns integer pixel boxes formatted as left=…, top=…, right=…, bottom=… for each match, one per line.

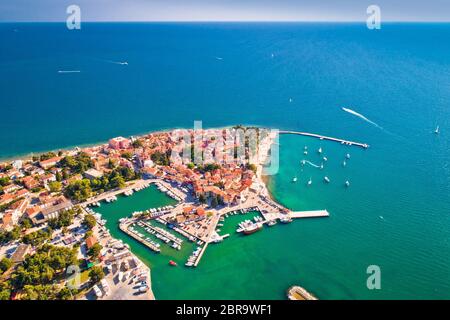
left=1, top=22, right=449, bottom=298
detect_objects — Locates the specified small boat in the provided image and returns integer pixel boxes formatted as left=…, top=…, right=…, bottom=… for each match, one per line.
left=304, top=151, right=308, bottom=155
left=307, top=178, right=312, bottom=186
left=243, top=223, right=263, bottom=235
left=435, top=125, right=440, bottom=134
left=169, top=260, right=177, bottom=266
left=345, top=180, right=350, bottom=187
left=320, top=163, right=324, bottom=170
left=324, top=176, right=330, bottom=183
left=346, top=153, right=351, bottom=159
left=323, top=156, right=328, bottom=161
left=318, top=147, right=322, bottom=154
left=342, top=160, right=347, bottom=167
left=289, top=98, right=293, bottom=103
left=304, top=146, right=308, bottom=150
left=279, top=215, right=292, bottom=223
left=292, top=177, right=298, bottom=183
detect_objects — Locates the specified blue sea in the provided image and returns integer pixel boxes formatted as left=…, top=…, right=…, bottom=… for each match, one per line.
left=0, top=22, right=449, bottom=299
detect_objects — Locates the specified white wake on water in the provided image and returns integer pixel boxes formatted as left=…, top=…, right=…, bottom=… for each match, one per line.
left=301, top=160, right=321, bottom=168
left=342, top=107, right=383, bottom=130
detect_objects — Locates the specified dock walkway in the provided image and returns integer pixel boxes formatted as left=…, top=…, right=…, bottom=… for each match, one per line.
left=290, top=210, right=330, bottom=218
left=194, top=243, right=208, bottom=267
left=279, top=130, right=369, bottom=149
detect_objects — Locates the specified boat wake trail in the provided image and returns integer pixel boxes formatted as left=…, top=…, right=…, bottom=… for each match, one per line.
left=104, top=59, right=128, bottom=65
left=301, top=160, right=321, bottom=168
left=342, top=107, right=383, bottom=130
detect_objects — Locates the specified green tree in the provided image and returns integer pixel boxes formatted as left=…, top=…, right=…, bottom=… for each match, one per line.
left=22, top=228, right=52, bottom=247
left=20, top=218, right=33, bottom=230
left=187, top=163, right=195, bottom=169
left=198, top=193, right=206, bottom=204
left=48, top=209, right=74, bottom=229
left=58, top=287, right=75, bottom=300
left=132, top=139, right=143, bottom=148
left=65, top=179, right=92, bottom=201
left=83, top=215, right=97, bottom=230
left=48, top=181, right=62, bottom=193
left=0, top=283, right=11, bottom=300
left=121, top=152, right=133, bottom=160
left=39, top=152, right=57, bottom=161
left=110, top=175, right=125, bottom=189
left=88, top=243, right=103, bottom=259
left=0, top=176, right=10, bottom=186
left=88, top=266, right=105, bottom=284
left=55, top=171, right=62, bottom=182
left=0, top=257, right=12, bottom=274
left=22, top=284, right=59, bottom=300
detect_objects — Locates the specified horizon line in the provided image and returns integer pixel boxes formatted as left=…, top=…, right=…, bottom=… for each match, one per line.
left=2, top=20, right=450, bottom=23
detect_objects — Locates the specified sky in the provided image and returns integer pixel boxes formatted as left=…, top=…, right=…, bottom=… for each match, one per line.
left=0, top=0, right=449, bottom=22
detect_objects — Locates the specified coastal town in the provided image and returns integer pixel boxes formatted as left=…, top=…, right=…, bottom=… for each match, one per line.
left=0, top=126, right=328, bottom=300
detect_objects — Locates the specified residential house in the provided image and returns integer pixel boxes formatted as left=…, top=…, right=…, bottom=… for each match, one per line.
left=39, top=156, right=62, bottom=170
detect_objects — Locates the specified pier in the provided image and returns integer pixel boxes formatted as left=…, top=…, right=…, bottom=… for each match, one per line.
left=119, top=222, right=161, bottom=253
left=289, top=210, right=330, bottom=219
left=194, top=243, right=208, bottom=267
left=279, top=130, right=369, bottom=149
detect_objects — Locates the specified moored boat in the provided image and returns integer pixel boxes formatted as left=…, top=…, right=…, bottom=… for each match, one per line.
left=169, top=260, right=177, bottom=266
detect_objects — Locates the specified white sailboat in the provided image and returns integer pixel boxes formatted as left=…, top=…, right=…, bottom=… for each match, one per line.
left=324, top=176, right=330, bottom=183
left=307, top=178, right=312, bottom=186
left=345, top=180, right=350, bottom=187
left=346, top=153, right=351, bottom=159
left=318, top=147, right=323, bottom=154
left=292, top=176, right=298, bottom=183
left=342, top=160, right=347, bottom=167
left=435, top=125, right=440, bottom=134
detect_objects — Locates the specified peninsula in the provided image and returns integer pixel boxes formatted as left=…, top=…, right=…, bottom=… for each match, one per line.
left=0, top=126, right=330, bottom=300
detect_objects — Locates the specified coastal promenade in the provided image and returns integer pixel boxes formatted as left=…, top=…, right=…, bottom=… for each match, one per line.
left=279, top=130, right=369, bottom=149
left=82, top=179, right=152, bottom=207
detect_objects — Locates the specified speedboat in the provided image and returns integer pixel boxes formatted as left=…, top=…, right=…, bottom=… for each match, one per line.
left=342, top=160, right=347, bottom=167
left=169, top=260, right=177, bottom=266
left=324, top=176, right=330, bottom=183
left=304, top=151, right=308, bottom=155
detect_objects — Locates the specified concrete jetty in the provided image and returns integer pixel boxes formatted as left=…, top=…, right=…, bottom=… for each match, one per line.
left=289, top=210, right=330, bottom=218
left=194, top=243, right=208, bottom=267
left=119, top=222, right=161, bottom=253
left=279, top=130, right=369, bottom=149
